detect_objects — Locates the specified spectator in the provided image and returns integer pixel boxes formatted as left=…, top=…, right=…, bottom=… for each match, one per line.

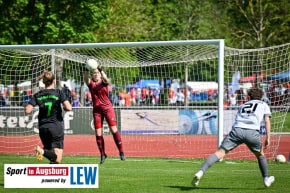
left=208, top=89, right=213, bottom=101
left=280, top=83, right=287, bottom=95
left=176, top=88, right=185, bottom=105
left=21, top=90, right=31, bottom=106
left=145, top=88, right=153, bottom=105
left=153, top=88, right=160, bottom=105
left=141, top=87, right=149, bottom=105
left=0, top=93, right=6, bottom=107
left=72, top=93, right=81, bottom=107
left=261, top=91, right=271, bottom=105
left=130, top=87, right=137, bottom=106
left=229, top=93, right=237, bottom=107
left=85, top=91, right=92, bottom=106
left=137, top=87, right=141, bottom=105
left=236, top=89, right=245, bottom=105
left=125, top=91, right=131, bottom=106
left=119, top=90, right=126, bottom=106
left=168, top=88, right=176, bottom=105
left=283, top=89, right=290, bottom=105
left=61, top=84, right=72, bottom=104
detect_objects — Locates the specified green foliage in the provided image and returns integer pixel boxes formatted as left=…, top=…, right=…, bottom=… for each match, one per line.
left=0, top=0, right=289, bottom=89
left=0, top=0, right=108, bottom=44
left=0, top=0, right=289, bottom=47
left=0, top=52, right=36, bottom=85
left=97, top=0, right=152, bottom=42
left=217, top=0, right=290, bottom=48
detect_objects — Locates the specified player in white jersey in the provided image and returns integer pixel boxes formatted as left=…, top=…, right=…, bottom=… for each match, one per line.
left=192, top=88, right=275, bottom=188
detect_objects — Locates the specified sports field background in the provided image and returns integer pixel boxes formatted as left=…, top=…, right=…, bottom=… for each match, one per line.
left=1, top=114, right=289, bottom=192
left=1, top=154, right=289, bottom=193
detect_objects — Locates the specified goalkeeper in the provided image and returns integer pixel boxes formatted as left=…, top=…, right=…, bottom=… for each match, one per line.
left=25, top=70, right=72, bottom=164
left=84, top=61, right=125, bottom=164
left=192, top=88, right=275, bottom=188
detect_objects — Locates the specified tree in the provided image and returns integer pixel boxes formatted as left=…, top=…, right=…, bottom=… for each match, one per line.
left=0, top=0, right=108, bottom=44
left=96, top=0, right=153, bottom=42
left=217, top=0, right=290, bottom=48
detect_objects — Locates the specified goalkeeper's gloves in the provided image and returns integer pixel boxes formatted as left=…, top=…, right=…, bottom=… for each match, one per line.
left=97, top=64, right=103, bottom=72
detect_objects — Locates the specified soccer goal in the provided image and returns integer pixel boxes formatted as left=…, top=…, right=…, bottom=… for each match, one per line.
left=0, top=40, right=289, bottom=160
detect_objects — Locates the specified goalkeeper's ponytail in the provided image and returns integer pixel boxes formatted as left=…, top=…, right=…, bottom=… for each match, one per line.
left=37, top=70, right=55, bottom=87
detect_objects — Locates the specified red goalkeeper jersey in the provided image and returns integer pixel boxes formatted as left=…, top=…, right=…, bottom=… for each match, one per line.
left=88, top=80, right=112, bottom=109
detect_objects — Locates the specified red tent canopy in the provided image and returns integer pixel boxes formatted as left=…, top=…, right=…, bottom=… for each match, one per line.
left=240, top=74, right=256, bottom=82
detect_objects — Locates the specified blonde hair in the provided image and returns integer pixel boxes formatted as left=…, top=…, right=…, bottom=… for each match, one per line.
left=37, top=70, right=55, bottom=87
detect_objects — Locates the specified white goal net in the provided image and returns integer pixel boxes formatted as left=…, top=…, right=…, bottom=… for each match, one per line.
left=0, top=40, right=289, bottom=160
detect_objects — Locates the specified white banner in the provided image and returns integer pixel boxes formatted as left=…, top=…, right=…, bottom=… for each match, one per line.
left=4, top=164, right=99, bottom=188
left=120, top=109, right=179, bottom=134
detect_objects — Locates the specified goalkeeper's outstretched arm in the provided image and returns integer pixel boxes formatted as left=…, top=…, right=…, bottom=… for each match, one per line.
left=83, top=70, right=90, bottom=86
left=100, top=69, right=110, bottom=85
left=83, top=66, right=110, bottom=85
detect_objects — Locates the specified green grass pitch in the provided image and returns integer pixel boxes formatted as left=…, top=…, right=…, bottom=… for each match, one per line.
left=1, top=154, right=289, bottom=193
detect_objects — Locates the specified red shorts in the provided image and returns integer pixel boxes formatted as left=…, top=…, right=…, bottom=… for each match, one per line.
left=93, top=107, right=117, bottom=129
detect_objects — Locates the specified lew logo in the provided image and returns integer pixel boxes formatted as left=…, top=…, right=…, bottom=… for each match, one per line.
left=4, top=164, right=99, bottom=188
left=70, top=166, right=98, bottom=185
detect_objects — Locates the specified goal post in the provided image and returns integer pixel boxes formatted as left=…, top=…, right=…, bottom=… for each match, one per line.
left=0, top=40, right=288, bottom=160
left=217, top=40, right=225, bottom=148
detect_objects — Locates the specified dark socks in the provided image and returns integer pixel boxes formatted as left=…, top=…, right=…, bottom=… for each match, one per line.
left=43, top=150, right=57, bottom=163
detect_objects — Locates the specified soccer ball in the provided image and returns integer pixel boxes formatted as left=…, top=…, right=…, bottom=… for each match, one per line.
left=86, top=59, right=99, bottom=71
left=275, top=154, right=287, bottom=163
